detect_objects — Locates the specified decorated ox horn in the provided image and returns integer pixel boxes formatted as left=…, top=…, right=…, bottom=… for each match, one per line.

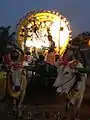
left=68, top=59, right=79, bottom=68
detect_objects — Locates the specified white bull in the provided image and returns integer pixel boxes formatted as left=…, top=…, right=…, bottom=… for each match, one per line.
left=53, top=62, right=87, bottom=120
left=7, top=67, right=27, bottom=120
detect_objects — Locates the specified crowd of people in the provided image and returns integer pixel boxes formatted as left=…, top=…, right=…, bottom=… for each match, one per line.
left=0, top=44, right=67, bottom=91
left=0, top=44, right=83, bottom=77
left=0, top=32, right=86, bottom=93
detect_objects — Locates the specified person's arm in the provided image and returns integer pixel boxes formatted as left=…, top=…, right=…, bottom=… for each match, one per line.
left=35, top=49, right=39, bottom=59
left=4, top=54, right=12, bottom=65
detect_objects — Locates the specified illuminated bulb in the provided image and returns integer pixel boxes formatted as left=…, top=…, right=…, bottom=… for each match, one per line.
left=53, top=11, right=55, bottom=14
left=22, top=26, right=24, bottom=29
left=69, top=30, right=72, bottom=33
left=48, top=11, right=51, bottom=13
left=70, top=38, right=72, bottom=41
left=59, top=15, right=62, bottom=19
left=20, top=33, right=24, bottom=37
left=36, top=17, right=39, bottom=19
left=69, top=34, right=72, bottom=37
left=56, top=12, right=59, bottom=16
left=22, top=32, right=25, bottom=35
left=20, top=32, right=22, bottom=35
left=63, top=18, right=67, bottom=22
left=45, top=22, right=50, bottom=26
left=19, top=39, right=22, bottom=42
left=65, top=21, right=69, bottom=25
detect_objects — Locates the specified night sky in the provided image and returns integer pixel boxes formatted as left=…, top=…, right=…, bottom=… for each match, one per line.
left=0, top=0, right=90, bottom=36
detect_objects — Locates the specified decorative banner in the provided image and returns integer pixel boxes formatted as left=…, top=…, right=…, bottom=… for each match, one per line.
left=17, top=10, right=72, bottom=56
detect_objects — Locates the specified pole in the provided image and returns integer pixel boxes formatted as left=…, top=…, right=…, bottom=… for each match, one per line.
left=58, top=15, right=62, bottom=54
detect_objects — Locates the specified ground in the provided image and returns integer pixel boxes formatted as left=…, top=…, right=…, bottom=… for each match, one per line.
left=0, top=77, right=90, bottom=120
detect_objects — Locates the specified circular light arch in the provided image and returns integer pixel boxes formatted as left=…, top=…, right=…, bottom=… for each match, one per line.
left=17, top=10, right=72, bottom=55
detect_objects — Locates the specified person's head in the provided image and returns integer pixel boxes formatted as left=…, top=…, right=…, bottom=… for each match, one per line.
left=39, top=55, right=45, bottom=61
left=55, top=55, right=59, bottom=62
left=48, top=47, right=54, bottom=53
left=10, top=49, right=20, bottom=61
left=25, top=51, right=31, bottom=55
left=72, top=53, right=80, bottom=62
left=48, top=35, right=52, bottom=41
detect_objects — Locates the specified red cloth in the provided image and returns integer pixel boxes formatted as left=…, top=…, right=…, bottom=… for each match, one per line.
left=3, top=54, right=11, bottom=65
left=11, top=63, right=23, bottom=70
left=63, top=61, right=68, bottom=66
left=58, top=58, right=68, bottom=66
left=4, top=54, right=23, bottom=69
left=46, top=51, right=56, bottom=65
left=59, top=53, right=68, bottom=66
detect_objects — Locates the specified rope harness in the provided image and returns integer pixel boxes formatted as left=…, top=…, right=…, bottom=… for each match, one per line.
left=56, top=71, right=83, bottom=100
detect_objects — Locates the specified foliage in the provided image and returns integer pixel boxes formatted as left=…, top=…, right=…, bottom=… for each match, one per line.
left=0, top=26, right=16, bottom=53
left=71, top=32, right=90, bottom=46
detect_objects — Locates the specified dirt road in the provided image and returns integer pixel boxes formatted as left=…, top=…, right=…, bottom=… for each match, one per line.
left=0, top=79, right=90, bottom=120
